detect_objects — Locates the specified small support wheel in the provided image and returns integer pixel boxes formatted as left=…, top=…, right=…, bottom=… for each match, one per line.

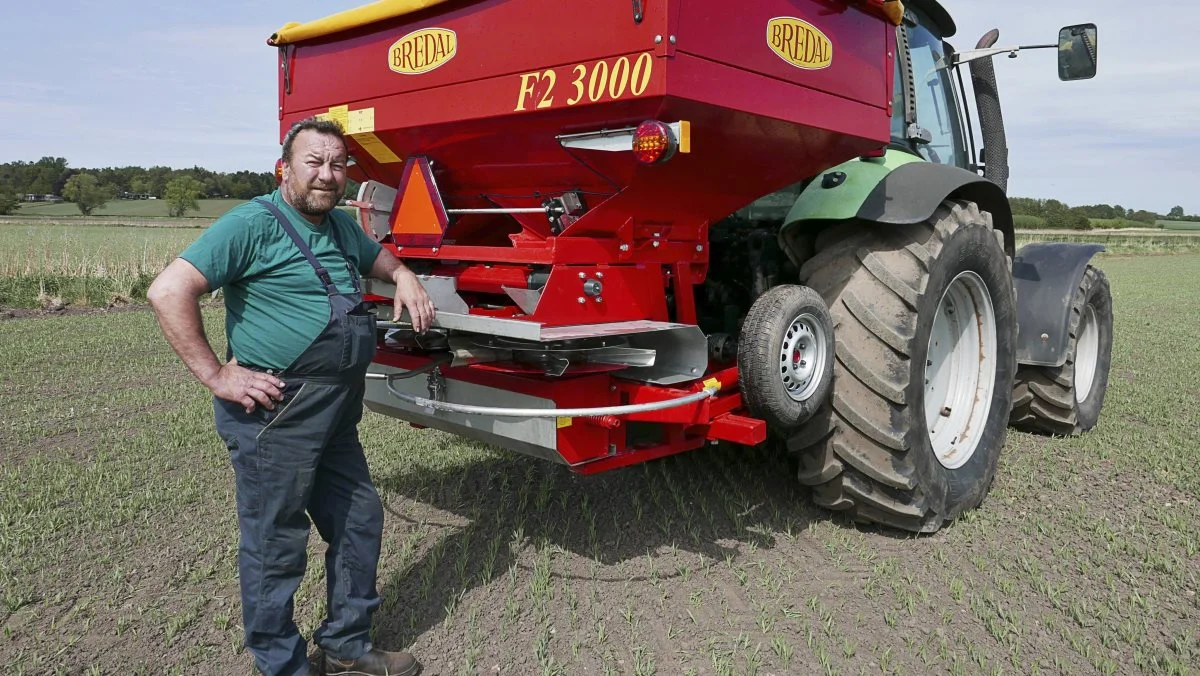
left=738, top=285, right=835, bottom=433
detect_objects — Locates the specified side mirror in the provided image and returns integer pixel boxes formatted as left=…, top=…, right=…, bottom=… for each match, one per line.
left=1058, top=23, right=1098, bottom=80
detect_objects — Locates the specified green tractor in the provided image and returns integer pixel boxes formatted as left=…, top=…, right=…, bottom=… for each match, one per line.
left=718, top=1, right=1109, bottom=532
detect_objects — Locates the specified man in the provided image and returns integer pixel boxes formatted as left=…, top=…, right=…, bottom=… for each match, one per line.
left=147, top=118, right=432, bottom=676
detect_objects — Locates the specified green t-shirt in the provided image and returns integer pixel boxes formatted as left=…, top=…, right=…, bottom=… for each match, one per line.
left=179, top=190, right=383, bottom=370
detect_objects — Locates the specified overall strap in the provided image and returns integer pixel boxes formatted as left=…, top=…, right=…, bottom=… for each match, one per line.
left=253, top=197, right=339, bottom=296
left=326, top=223, right=363, bottom=295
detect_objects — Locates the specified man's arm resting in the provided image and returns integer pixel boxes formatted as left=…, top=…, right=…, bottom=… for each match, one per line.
left=368, top=247, right=436, bottom=332
left=147, top=258, right=284, bottom=412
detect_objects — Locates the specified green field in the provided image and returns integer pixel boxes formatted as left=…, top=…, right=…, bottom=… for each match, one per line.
left=2, top=253, right=1199, bottom=674
left=1015, top=216, right=1161, bottom=231
left=1013, top=214, right=1045, bottom=229
left=1015, top=231, right=1200, bottom=256
left=16, top=198, right=247, bottom=219
left=3, top=222, right=1200, bottom=310
left=1160, top=220, right=1200, bottom=231
left=0, top=224, right=200, bottom=308
left=1090, top=218, right=1144, bottom=229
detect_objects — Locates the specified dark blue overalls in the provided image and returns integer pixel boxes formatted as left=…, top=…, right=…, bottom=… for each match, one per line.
left=215, top=198, right=383, bottom=676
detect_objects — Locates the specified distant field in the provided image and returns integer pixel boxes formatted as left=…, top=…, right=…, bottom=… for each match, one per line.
left=16, top=198, right=247, bottom=219
left=1160, top=220, right=1200, bottom=231
left=1012, top=214, right=1044, bottom=229
left=0, top=223, right=194, bottom=276
left=0, top=224, right=198, bottom=307
left=1016, top=230, right=1200, bottom=256
left=3, top=220, right=1200, bottom=308
left=1090, top=218, right=1144, bottom=229
left=1015, top=216, right=1160, bottom=231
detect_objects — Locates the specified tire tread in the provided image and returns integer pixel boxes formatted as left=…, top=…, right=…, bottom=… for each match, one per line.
left=788, top=200, right=1012, bottom=532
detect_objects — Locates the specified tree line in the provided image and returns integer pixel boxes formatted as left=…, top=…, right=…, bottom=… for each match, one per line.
left=0, top=157, right=282, bottom=217
left=1008, top=197, right=1195, bottom=230
left=1, top=157, right=278, bottom=202
left=0, top=157, right=369, bottom=217
left=1, top=156, right=1195, bottom=225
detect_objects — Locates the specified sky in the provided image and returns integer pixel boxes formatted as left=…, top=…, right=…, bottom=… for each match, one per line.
left=1, top=0, right=1197, bottom=214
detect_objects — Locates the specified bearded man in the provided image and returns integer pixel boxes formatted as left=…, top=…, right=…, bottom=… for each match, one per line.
left=147, top=118, right=431, bottom=676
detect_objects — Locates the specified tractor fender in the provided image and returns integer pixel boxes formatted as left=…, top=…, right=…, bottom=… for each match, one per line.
left=1011, top=242, right=1105, bottom=367
left=779, top=152, right=1016, bottom=266
left=856, top=161, right=1015, bottom=256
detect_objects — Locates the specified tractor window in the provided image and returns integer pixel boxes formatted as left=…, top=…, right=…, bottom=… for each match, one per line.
left=905, top=14, right=967, bottom=167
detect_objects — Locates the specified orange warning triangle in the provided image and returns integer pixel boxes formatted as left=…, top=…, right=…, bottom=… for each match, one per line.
left=390, top=157, right=448, bottom=243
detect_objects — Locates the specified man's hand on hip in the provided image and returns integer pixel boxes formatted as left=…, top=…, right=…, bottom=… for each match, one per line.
left=206, top=358, right=287, bottom=414
left=392, top=267, right=436, bottom=333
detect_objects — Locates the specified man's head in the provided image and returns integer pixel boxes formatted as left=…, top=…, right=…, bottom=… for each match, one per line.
left=279, top=118, right=348, bottom=221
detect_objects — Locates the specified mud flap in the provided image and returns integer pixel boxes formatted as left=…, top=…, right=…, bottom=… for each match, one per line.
left=1012, top=242, right=1104, bottom=367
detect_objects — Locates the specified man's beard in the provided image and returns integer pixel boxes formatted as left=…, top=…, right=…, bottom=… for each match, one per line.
left=291, top=181, right=341, bottom=216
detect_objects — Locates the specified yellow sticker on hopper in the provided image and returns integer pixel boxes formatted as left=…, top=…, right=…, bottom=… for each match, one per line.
left=347, top=108, right=375, bottom=134
left=327, top=105, right=350, bottom=131
left=351, top=132, right=402, bottom=164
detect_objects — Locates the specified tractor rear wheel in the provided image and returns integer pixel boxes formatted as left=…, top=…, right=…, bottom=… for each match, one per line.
left=1009, top=266, right=1113, bottom=435
left=789, top=200, right=1017, bottom=533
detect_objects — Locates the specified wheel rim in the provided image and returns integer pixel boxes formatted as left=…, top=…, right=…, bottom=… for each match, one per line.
left=780, top=312, right=829, bottom=402
left=1074, top=304, right=1100, bottom=403
left=925, top=271, right=998, bottom=470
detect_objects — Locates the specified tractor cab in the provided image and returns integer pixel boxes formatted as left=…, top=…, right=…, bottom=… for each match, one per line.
left=890, top=1, right=968, bottom=168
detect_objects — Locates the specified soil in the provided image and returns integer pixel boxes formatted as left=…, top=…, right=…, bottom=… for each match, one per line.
left=0, top=303, right=150, bottom=321
left=2, top=267, right=1197, bottom=675
left=5, top=431, right=1198, bottom=676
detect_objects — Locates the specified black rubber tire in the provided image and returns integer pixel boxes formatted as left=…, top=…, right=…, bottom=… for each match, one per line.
left=789, top=200, right=1018, bottom=533
left=1010, top=266, right=1113, bottom=435
left=738, top=285, right=835, bottom=432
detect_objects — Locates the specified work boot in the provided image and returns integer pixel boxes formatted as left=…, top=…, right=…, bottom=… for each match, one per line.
left=325, top=649, right=421, bottom=676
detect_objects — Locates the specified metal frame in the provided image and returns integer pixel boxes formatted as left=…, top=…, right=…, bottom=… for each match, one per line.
left=366, top=351, right=767, bottom=472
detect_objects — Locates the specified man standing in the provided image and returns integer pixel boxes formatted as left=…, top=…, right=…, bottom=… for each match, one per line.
left=148, top=118, right=430, bottom=676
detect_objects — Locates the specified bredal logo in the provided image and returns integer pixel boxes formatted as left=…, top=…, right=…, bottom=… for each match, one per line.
left=389, top=27, right=457, bottom=75
left=766, top=17, right=833, bottom=70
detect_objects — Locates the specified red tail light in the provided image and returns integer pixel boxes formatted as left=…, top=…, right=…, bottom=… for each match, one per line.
left=274, top=158, right=284, bottom=185
left=632, top=120, right=678, bottom=165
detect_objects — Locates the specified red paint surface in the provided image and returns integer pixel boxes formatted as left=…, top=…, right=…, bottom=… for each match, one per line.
left=281, top=0, right=895, bottom=470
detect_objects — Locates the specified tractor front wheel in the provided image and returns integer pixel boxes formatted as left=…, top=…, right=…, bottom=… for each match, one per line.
left=789, top=200, right=1017, bottom=533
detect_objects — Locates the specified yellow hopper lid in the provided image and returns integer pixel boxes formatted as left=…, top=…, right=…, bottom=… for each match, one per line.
left=268, top=0, right=904, bottom=46
left=268, top=0, right=461, bottom=46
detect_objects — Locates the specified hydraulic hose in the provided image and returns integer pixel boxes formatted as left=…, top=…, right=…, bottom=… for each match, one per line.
left=365, top=371, right=719, bottom=419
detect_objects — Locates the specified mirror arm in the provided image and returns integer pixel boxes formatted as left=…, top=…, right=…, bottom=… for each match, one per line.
left=951, top=44, right=1057, bottom=66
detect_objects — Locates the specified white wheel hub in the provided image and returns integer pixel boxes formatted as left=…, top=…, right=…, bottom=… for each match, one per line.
left=780, top=312, right=829, bottom=402
left=925, top=271, right=998, bottom=470
left=1074, top=304, right=1100, bottom=403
